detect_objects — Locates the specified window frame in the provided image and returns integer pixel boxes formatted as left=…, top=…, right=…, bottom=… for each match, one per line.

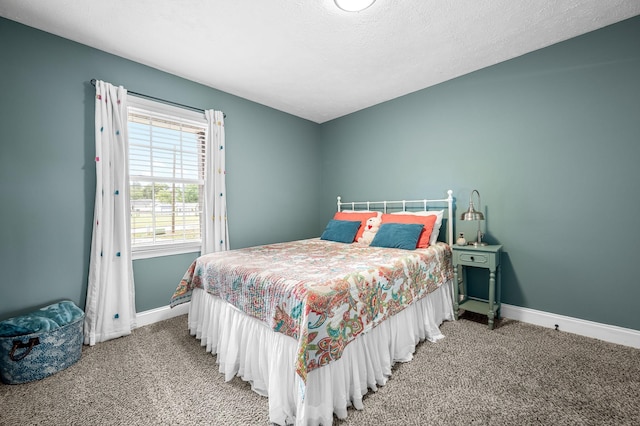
left=127, top=95, right=207, bottom=260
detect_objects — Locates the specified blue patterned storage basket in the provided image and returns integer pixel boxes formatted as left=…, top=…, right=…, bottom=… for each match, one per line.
left=0, top=301, right=84, bottom=384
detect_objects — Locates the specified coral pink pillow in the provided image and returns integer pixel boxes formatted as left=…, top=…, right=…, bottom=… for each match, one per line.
left=381, top=213, right=437, bottom=248
left=333, top=211, right=380, bottom=242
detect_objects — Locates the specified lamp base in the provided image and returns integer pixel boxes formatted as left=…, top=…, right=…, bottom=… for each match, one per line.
left=471, top=242, right=488, bottom=247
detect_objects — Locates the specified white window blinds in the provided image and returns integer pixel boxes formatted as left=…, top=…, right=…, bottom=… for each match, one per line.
left=127, top=96, right=207, bottom=258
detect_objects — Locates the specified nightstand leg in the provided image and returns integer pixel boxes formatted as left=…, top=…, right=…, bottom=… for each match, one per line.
left=496, top=264, right=502, bottom=319
left=488, top=269, right=496, bottom=330
left=453, top=264, right=460, bottom=319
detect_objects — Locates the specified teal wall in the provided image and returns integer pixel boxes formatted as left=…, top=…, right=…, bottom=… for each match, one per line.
left=0, top=18, right=321, bottom=317
left=2, top=15, right=639, bottom=332
left=319, top=16, right=640, bottom=331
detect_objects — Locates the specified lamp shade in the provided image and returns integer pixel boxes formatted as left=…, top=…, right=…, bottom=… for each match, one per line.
left=461, top=208, right=484, bottom=221
left=334, top=0, right=375, bottom=12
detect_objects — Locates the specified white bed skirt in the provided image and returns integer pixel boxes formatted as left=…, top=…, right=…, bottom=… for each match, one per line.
left=188, top=281, right=454, bottom=426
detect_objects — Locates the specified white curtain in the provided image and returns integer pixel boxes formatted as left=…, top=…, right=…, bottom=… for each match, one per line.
left=202, top=110, right=229, bottom=254
left=84, top=80, right=136, bottom=345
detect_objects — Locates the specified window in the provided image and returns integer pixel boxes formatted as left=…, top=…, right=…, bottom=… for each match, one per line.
left=127, top=96, right=207, bottom=259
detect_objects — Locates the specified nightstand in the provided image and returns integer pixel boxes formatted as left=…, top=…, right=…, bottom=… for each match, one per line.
left=451, top=244, right=503, bottom=330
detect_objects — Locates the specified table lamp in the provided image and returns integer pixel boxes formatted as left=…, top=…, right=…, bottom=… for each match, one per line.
left=461, top=189, right=487, bottom=246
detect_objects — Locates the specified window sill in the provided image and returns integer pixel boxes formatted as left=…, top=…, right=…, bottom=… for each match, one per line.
left=132, top=243, right=201, bottom=260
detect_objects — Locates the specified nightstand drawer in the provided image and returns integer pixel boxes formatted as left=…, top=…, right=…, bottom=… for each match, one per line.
left=459, top=253, right=488, bottom=264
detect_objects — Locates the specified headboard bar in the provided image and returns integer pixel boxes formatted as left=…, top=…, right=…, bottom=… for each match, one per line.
left=336, top=190, right=454, bottom=245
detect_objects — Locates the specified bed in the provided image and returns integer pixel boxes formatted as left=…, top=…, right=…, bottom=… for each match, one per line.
left=170, top=190, right=456, bottom=425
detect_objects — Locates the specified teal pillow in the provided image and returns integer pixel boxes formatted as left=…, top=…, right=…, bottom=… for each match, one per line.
left=370, top=223, right=424, bottom=250
left=320, top=219, right=362, bottom=243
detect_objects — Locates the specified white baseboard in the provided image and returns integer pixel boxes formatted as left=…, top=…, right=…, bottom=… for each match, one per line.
left=135, top=302, right=639, bottom=349
left=135, top=302, right=190, bottom=329
left=501, top=304, right=640, bottom=349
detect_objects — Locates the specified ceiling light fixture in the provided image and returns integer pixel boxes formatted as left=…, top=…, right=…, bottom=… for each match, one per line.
left=334, top=0, right=375, bottom=12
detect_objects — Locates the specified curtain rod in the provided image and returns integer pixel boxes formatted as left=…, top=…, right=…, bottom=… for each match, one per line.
left=90, top=79, right=225, bottom=118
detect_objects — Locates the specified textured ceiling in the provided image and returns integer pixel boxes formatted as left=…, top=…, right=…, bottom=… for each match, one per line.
left=2, top=0, right=639, bottom=123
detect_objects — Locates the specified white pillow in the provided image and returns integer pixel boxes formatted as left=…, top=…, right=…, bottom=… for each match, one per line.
left=391, top=210, right=444, bottom=246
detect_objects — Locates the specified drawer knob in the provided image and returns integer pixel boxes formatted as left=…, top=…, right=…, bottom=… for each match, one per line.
left=470, top=256, right=474, bottom=261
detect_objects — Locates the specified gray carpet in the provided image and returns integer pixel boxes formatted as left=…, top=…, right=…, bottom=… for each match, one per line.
left=1, top=313, right=639, bottom=425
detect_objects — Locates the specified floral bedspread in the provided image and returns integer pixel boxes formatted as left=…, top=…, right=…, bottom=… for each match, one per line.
left=170, top=238, right=453, bottom=381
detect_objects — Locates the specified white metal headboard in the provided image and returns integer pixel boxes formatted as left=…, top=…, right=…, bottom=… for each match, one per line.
left=337, top=190, right=454, bottom=245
